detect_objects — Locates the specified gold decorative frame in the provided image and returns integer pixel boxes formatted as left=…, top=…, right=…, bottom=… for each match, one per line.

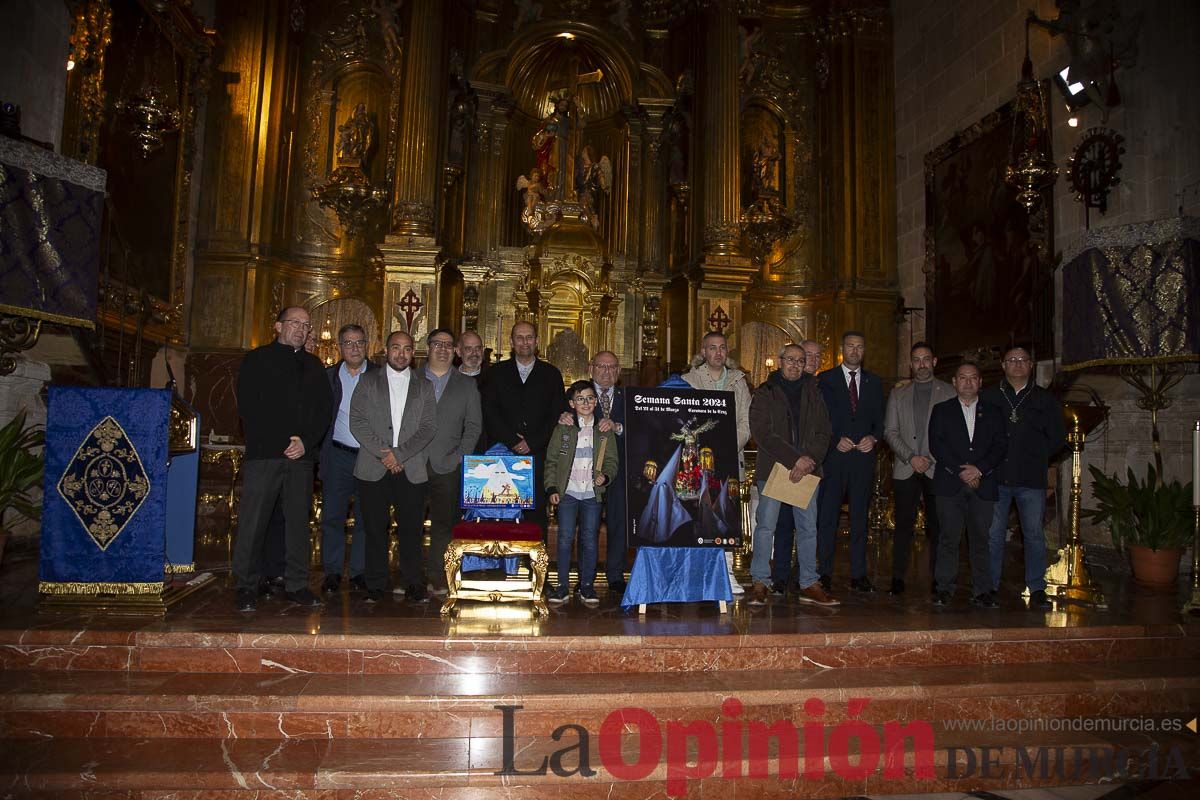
left=441, top=538, right=549, bottom=618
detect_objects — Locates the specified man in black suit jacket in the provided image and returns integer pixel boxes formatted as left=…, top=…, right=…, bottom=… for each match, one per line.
left=481, top=321, right=565, bottom=536
left=816, top=331, right=885, bottom=592
left=928, top=362, right=1008, bottom=607
left=318, top=324, right=376, bottom=594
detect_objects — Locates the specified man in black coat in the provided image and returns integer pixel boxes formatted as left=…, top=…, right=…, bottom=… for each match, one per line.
left=233, top=306, right=333, bottom=612
left=929, top=362, right=1008, bottom=608
left=481, top=321, right=565, bottom=537
left=318, top=324, right=376, bottom=594
left=816, top=331, right=885, bottom=592
left=981, top=347, right=1064, bottom=610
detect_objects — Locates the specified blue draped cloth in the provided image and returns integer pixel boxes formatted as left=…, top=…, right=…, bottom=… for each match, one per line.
left=620, top=546, right=733, bottom=609
left=40, top=387, right=172, bottom=589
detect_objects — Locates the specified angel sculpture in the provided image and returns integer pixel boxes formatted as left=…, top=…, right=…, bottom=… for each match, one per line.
left=516, top=167, right=548, bottom=228
left=576, top=145, right=612, bottom=233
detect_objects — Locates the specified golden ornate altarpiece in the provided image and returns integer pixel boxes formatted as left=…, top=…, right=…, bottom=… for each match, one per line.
left=159, top=0, right=901, bottom=379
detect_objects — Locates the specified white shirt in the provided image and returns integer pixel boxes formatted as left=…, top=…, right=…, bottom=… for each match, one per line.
left=516, top=358, right=536, bottom=383
left=960, top=398, right=978, bottom=442
left=840, top=363, right=860, bottom=388
left=386, top=365, right=411, bottom=447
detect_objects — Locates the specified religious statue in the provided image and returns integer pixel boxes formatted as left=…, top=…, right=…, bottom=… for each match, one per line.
left=515, top=167, right=548, bottom=228
left=369, top=0, right=404, bottom=61
left=576, top=145, right=612, bottom=232
left=751, top=142, right=781, bottom=197
left=531, top=94, right=574, bottom=194
left=669, top=417, right=718, bottom=500
left=336, top=103, right=374, bottom=166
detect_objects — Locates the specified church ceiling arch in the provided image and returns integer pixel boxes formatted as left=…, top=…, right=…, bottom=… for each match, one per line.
left=499, top=22, right=637, bottom=121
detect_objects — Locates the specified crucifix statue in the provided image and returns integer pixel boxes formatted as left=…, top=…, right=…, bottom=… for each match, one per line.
left=531, top=61, right=603, bottom=202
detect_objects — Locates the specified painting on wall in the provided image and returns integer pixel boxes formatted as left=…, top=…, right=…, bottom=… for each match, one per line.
left=924, top=95, right=1054, bottom=363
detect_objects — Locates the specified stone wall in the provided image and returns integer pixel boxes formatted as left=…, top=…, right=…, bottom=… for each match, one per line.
left=892, top=0, right=1200, bottom=550
left=0, top=2, right=70, bottom=148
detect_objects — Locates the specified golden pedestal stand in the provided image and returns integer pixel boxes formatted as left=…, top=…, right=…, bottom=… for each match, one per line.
left=1044, top=402, right=1107, bottom=607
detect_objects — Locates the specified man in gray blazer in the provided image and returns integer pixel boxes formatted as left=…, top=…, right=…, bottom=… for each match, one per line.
left=420, top=328, right=482, bottom=594
left=349, top=330, right=437, bottom=602
left=883, top=341, right=955, bottom=596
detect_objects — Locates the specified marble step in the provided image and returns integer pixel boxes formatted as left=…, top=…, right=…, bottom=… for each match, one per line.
left=2, top=621, right=1195, bottom=675
left=3, top=659, right=1196, bottom=740
left=1, top=722, right=1195, bottom=797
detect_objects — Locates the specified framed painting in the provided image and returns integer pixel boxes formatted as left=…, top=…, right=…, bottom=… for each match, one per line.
left=924, top=94, right=1054, bottom=363
left=461, top=455, right=536, bottom=511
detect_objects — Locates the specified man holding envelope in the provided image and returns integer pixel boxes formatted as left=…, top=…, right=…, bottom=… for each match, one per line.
left=746, top=343, right=836, bottom=606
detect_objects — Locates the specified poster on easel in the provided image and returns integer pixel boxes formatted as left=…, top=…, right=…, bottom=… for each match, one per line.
left=625, top=387, right=742, bottom=549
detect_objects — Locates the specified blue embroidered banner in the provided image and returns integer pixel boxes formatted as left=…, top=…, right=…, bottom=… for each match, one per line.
left=40, top=387, right=172, bottom=591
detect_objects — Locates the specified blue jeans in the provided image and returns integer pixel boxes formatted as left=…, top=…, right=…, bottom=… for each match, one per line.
left=988, top=485, right=1048, bottom=592
left=750, top=482, right=819, bottom=589
left=556, top=494, right=602, bottom=590
left=319, top=445, right=365, bottom=578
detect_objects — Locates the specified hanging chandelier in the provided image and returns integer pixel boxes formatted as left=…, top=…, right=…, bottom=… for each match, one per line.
left=1004, top=23, right=1058, bottom=213
left=114, top=13, right=182, bottom=159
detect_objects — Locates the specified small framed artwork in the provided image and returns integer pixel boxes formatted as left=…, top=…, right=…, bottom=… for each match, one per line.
left=461, top=454, right=536, bottom=510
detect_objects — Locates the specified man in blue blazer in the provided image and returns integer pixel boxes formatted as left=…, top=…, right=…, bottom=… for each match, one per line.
left=816, top=331, right=885, bottom=592
left=319, top=324, right=376, bottom=594
left=928, top=362, right=1008, bottom=608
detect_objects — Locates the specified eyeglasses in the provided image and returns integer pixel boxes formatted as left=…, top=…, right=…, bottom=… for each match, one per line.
left=282, top=319, right=312, bottom=330
left=592, top=363, right=618, bottom=371
left=573, top=396, right=598, bottom=404
left=340, top=339, right=366, bottom=349
left=780, top=356, right=804, bottom=365
left=429, top=340, right=455, bottom=349
left=1004, top=357, right=1031, bottom=364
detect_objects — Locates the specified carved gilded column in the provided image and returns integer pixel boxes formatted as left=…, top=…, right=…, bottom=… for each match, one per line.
left=699, top=0, right=744, bottom=260
left=390, top=0, right=445, bottom=238
left=814, top=3, right=899, bottom=377
left=694, top=0, right=755, bottom=359
left=463, top=84, right=513, bottom=258
left=639, top=99, right=673, bottom=274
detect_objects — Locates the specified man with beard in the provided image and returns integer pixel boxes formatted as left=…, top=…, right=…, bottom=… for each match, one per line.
left=883, top=341, right=955, bottom=596
left=746, top=343, right=836, bottom=606
left=457, top=330, right=486, bottom=379
left=348, top=331, right=437, bottom=602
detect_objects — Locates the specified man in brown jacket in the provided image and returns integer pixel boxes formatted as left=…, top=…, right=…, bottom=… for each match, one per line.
left=747, top=343, right=837, bottom=606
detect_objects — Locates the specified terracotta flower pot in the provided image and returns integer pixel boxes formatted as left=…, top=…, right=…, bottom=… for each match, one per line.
left=1128, top=545, right=1183, bottom=591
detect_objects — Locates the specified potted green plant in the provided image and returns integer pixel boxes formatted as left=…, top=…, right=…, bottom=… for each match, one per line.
left=0, top=410, right=45, bottom=567
left=1083, top=463, right=1193, bottom=591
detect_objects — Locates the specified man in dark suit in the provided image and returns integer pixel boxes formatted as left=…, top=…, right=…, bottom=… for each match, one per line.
left=816, top=330, right=885, bottom=592
left=232, top=306, right=332, bottom=612
left=928, top=362, right=1008, bottom=608
left=318, top=324, right=375, bottom=594
left=420, top=328, right=482, bottom=595
left=348, top=330, right=437, bottom=602
left=481, top=321, right=565, bottom=537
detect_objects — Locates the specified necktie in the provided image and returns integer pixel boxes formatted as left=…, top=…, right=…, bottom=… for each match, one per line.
left=600, top=389, right=612, bottom=417
left=848, top=370, right=859, bottom=413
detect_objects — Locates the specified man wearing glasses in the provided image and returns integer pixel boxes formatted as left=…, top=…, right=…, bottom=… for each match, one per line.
left=318, top=324, right=375, bottom=594
left=420, top=328, right=482, bottom=595
left=233, top=307, right=333, bottom=612
left=982, top=347, right=1064, bottom=610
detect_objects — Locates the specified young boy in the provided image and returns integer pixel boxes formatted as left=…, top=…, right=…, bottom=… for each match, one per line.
left=544, top=380, right=620, bottom=605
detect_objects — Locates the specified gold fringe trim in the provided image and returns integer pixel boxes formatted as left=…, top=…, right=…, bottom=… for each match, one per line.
left=164, top=563, right=195, bottom=574
left=39, top=581, right=164, bottom=596
left=0, top=303, right=95, bottom=329
left=1061, top=354, right=1200, bottom=372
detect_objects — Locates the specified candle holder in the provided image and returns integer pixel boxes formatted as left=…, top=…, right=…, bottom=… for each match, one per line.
left=1044, top=402, right=1107, bottom=607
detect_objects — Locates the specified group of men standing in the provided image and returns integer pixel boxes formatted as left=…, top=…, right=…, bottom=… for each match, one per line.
left=744, top=331, right=1065, bottom=610
left=230, top=305, right=1064, bottom=613
left=230, top=308, right=630, bottom=611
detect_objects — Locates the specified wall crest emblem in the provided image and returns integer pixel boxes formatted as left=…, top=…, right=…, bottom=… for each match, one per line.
left=56, top=416, right=151, bottom=551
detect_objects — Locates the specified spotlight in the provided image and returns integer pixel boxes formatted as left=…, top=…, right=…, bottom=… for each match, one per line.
left=66, top=59, right=75, bottom=71
left=1054, top=65, right=1093, bottom=113
left=1068, top=115, right=1079, bottom=127
left=556, top=32, right=575, bottom=39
